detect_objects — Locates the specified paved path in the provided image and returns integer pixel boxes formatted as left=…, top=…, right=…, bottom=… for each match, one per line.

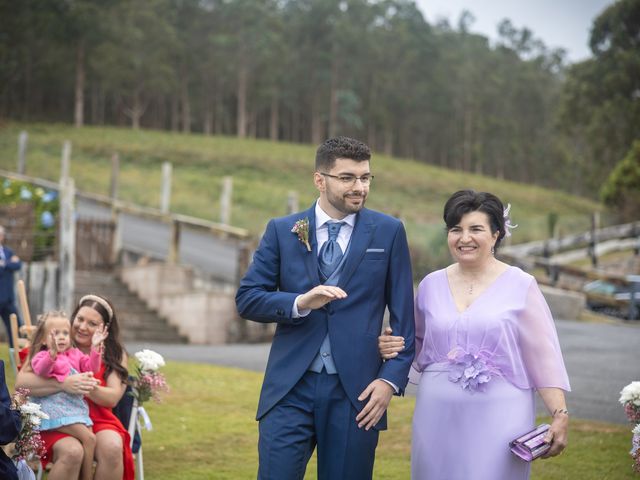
left=127, top=318, right=640, bottom=425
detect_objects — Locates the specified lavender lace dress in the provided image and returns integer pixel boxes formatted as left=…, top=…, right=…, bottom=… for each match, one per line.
left=410, top=266, right=570, bottom=480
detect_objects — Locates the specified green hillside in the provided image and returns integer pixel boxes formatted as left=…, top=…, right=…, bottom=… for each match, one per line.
left=0, top=122, right=601, bottom=272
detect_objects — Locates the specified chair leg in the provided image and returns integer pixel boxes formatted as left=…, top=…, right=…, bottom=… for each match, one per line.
left=136, top=446, right=144, bottom=480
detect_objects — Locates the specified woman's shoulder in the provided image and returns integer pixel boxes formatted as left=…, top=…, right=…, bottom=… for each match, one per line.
left=417, top=267, right=447, bottom=289
left=505, top=264, right=535, bottom=285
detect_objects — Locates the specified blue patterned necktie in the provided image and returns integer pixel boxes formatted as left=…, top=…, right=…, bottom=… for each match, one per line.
left=319, top=221, right=345, bottom=280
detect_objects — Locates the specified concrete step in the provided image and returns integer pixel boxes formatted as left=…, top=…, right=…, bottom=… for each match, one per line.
left=74, top=270, right=188, bottom=344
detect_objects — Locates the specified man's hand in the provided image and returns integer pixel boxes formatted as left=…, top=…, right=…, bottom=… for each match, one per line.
left=356, top=379, right=394, bottom=431
left=297, top=285, right=347, bottom=311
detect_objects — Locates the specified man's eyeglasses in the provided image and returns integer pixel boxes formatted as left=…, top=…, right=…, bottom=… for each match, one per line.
left=320, top=172, right=374, bottom=186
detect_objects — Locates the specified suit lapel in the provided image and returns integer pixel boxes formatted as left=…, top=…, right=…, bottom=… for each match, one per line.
left=338, top=209, right=375, bottom=289
left=298, top=204, right=321, bottom=286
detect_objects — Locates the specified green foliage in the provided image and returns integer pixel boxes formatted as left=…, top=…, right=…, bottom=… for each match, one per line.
left=0, top=178, right=59, bottom=258
left=0, top=0, right=582, bottom=193
left=600, top=141, right=640, bottom=221
left=558, top=0, right=640, bottom=195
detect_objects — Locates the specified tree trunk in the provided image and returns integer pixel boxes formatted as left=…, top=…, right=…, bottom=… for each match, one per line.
left=181, top=71, right=191, bottom=133
left=74, top=40, right=85, bottom=128
left=237, top=60, right=248, bottom=138
left=248, top=108, right=257, bottom=138
left=214, top=82, right=223, bottom=135
left=269, top=94, right=279, bottom=141
left=383, top=129, right=393, bottom=156
left=462, top=105, right=472, bottom=171
left=171, top=94, right=179, bottom=132
left=328, top=57, right=339, bottom=138
left=310, top=96, right=324, bottom=145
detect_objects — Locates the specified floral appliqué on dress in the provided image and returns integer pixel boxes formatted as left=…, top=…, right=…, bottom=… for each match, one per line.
left=447, top=346, right=501, bottom=393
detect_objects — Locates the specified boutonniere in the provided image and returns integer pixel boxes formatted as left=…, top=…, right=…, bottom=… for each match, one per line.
left=291, top=217, right=311, bottom=251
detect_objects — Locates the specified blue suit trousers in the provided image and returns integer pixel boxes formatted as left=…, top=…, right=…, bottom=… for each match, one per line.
left=258, top=370, right=379, bottom=480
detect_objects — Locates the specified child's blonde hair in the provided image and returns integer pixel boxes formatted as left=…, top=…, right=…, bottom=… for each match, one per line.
left=27, top=310, right=69, bottom=366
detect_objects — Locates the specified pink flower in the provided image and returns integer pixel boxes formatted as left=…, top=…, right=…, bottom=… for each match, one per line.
left=291, top=218, right=311, bottom=251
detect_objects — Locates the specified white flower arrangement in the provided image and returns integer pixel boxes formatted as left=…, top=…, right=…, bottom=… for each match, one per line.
left=134, top=349, right=166, bottom=372
left=620, top=381, right=640, bottom=407
left=131, top=350, right=169, bottom=404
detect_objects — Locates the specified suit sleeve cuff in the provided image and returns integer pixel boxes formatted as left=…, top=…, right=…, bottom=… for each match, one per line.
left=292, top=295, right=311, bottom=318
left=379, top=378, right=399, bottom=394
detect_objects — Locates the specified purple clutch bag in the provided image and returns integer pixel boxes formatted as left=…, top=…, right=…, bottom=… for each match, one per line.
left=509, top=424, right=551, bottom=461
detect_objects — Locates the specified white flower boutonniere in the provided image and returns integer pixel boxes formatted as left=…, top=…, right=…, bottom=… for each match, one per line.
left=291, top=218, right=311, bottom=251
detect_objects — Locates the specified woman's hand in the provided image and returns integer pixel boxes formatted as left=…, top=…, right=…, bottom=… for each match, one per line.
left=91, top=325, right=109, bottom=349
left=378, top=327, right=405, bottom=360
left=542, top=411, right=569, bottom=457
left=62, top=372, right=99, bottom=396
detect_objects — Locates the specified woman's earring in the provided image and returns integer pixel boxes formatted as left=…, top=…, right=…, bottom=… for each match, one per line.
left=491, top=246, right=495, bottom=255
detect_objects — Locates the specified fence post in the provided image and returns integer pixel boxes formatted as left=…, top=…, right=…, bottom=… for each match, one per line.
left=59, top=178, right=76, bottom=315
left=167, top=219, right=180, bottom=265
left=60, top=140, right=72, bottom=185
left=628, top=275, right=640, bottom=321
left=160, top=161, right=172, bottom=214
left=110, top=153, right=120, bottom=200
left=287, top=191, right=299, bottom=214
left=588, top=212, right=599, bottom=268
left=17, top=131, right=28, bottom=174
left=220, top=176, right=233, bottom=225
left=111, top=205, right=122, bottom=265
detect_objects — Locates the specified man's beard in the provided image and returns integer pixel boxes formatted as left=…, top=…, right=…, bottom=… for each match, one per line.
left=328, top=191, right=367, bottom=215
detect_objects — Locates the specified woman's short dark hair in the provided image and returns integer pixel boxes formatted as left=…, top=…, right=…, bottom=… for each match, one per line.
left=443, top=190, right=507, bottom=250
left=315, top=136, right=371, bottom=171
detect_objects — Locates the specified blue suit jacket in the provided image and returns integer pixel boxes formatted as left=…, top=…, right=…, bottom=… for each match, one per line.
left=236, top=205, right=415, bottom=430
left=0, top=246, right=21, bottom=304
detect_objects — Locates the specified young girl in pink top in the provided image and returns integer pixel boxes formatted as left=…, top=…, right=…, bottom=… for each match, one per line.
left=28, top=311, right=108, bottom=480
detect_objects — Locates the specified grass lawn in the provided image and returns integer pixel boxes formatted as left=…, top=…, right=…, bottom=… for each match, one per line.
left=1, top=343, right=636, bottom=479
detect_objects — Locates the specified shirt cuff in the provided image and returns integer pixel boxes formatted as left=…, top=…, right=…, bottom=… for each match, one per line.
left=292, top=295, right=311, bottom=318
left=380, top=378, right=399, bottom=394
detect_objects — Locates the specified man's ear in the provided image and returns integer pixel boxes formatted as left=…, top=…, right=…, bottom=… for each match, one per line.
left=314, top=172, right=325, bottom=192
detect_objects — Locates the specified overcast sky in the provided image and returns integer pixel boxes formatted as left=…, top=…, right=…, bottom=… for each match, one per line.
left=414, top=0, right=615, bottom=63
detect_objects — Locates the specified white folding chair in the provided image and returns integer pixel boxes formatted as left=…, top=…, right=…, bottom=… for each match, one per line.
left=127, top=397, right=147, bottom=480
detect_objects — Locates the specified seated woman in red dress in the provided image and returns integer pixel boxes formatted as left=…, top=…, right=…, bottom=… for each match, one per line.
left=16, top=295, right=134, bottom=480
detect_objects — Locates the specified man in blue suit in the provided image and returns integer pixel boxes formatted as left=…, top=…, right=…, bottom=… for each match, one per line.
left=0, top=226, right=21, bottom=347
left=236, top=137, right=415, bottom=480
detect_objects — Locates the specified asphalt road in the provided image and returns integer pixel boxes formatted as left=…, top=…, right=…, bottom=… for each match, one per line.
left=77, top=197, right=240, bottom=283
left=127, top=318, right=640, bottom=425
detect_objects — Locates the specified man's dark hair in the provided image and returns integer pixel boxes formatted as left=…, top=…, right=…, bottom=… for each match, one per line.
left=443, top=190, right=507, bottom=250
left=315, top=136, right=371, bottom=171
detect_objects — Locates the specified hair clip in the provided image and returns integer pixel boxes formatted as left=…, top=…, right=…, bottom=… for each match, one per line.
left=503, top=203, right=518, bottom=238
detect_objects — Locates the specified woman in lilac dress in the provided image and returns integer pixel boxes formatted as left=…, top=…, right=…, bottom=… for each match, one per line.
left=379, top=190, right=570, bottom=480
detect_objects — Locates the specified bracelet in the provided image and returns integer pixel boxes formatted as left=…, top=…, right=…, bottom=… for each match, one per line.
left=553, top=408, right=569, bottom=417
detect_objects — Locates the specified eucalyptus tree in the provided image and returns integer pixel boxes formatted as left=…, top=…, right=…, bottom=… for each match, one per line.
left=91, top=0, right=178, bottom=129
left=559, top=0, right=640, bottom=194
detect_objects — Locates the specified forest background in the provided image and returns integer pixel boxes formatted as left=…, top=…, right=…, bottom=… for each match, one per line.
left=1, top=0, right=638, bottom=203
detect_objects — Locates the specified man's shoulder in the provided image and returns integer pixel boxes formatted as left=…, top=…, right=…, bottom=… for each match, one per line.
left=360, top=208, right=403, bottom=227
